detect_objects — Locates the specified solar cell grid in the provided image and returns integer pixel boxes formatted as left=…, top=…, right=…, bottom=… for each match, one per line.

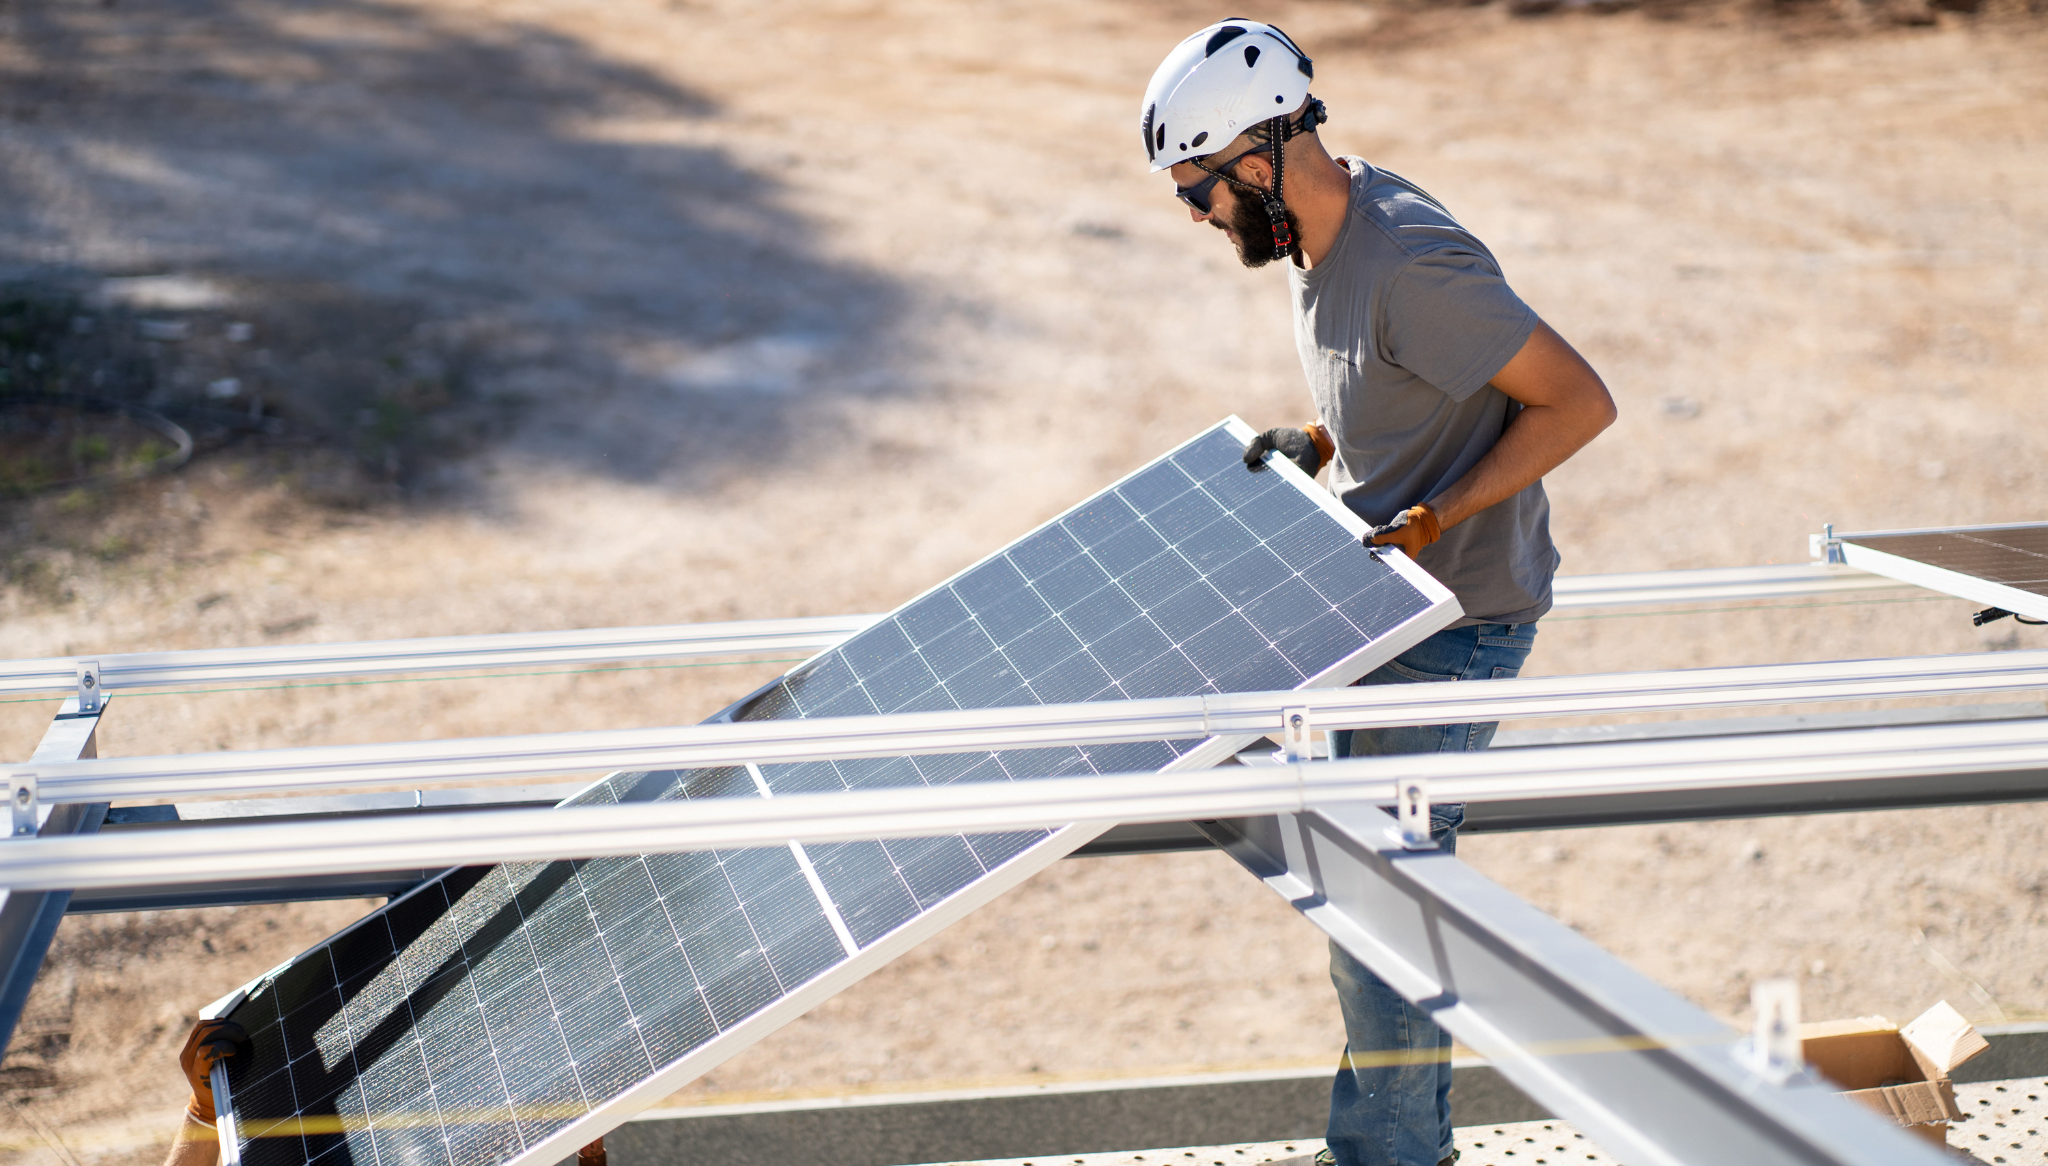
left=218, top=419, right=1459, bottom=1166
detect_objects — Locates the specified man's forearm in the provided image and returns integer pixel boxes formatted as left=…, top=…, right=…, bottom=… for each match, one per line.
left=1427, top=400, right=1608, bottom=530
left=1424, top=320, right=1616, bottom=532
left=164, top=1111, right=219, bottom=1166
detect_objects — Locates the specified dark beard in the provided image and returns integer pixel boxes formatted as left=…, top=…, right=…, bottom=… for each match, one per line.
left=1214, top=192, right=1300, bottom=269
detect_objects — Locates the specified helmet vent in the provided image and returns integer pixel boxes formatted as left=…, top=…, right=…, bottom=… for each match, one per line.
left=1243, top=45, right=1260, bottom=68
left=1204, top=24, right=1248, bottom=56
left=1155, top=123, right=1167, bottom=150
left=1191, top=131, right=1208, bottom=148
left=1143, top=105, right=1157, bottom=160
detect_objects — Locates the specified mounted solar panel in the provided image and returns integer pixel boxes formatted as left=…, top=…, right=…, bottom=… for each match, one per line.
left=210, top=418, right=1461, bottom=1166
left=1833, top=522, right=2048, bottom=622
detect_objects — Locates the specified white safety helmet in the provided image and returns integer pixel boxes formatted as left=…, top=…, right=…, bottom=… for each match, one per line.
left=1140, top=20, right=1314, bottom=172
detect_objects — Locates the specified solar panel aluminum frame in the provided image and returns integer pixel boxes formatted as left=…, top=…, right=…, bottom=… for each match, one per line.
left=208, top=416, right=1462, bottom=1166
left=1828, top=522, right=2048, bottom=623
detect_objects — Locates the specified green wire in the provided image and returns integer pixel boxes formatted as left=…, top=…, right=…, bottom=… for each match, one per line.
left=0, top=656, right=810, bottom=704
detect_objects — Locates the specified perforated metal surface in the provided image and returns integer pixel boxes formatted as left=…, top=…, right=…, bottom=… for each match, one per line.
left=215, top=419, right=1458, bottom=1166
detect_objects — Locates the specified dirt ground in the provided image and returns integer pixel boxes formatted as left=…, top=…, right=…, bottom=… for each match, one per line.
left=2, top=0, right=2047, bottom=1160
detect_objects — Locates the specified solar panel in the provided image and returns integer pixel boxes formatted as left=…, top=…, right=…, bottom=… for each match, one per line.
left=1837, top=522, right=2048, bottom=622
left=211, top=418, right=1461, bottom=1166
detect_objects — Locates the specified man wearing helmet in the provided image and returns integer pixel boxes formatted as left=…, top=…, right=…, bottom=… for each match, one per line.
left=1141, top=21, right=1616, bottom=1166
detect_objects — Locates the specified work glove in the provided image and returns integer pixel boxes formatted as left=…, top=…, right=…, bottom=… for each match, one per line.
left=1241, top=424, right=1334, bottom=477
left=179, top=1018, right=248, bottom=1125
left=1368, top=503, right=1442, bottom=559
left=578, top=1138, right=607, bottom=1166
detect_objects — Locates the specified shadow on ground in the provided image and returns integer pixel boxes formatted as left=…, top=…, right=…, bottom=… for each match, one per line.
left=0, top=0, right=911, bottom=495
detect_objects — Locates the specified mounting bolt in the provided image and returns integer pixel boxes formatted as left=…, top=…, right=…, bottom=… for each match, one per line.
left=1277, top=707, right=1313, bottom=764
left=76, top=660, right=103, bottom=715
left=1747, top=978, right=1803, bottom=1081
left=1397, top=778, right=1436, bottom=849
left=7, top=772, right=37, bottom=838
left=1809, top=523, right=1846, bottom=566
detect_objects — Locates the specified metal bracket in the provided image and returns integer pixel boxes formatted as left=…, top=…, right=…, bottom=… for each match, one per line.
left=1277, top=706, right=1313, bottom=764
left=1748, top=978, right=1804, bottom=1082
left=7, top=773, right=37, bottom=838
left=1396, top=777, right=1436, bottom=849
left=75, top=660, right=102, bottom=715
left=1809, top=523, right=1846, bottom=566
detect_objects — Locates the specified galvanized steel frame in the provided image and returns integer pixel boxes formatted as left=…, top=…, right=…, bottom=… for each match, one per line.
left=0, top=697, right=107, bottom=1065
left=0, top=552, right=2015, bottom=1166
left=1203, top=803, right=1952, bottom=1166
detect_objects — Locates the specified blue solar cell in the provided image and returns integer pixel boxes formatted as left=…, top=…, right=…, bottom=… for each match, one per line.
left=225, top=421, right=1450, bottom=1166
left=1242, top=576, right=1329, bottom=642
left=1120, top=549, right=1202, bottom=609
left=1118, top=650, right=1206, bottom=699
left=1062, top=584, right=1143, bottom=643
left=898, top=588, right=971, bottom=646
left=1007, top=523, right=1085, bottom=580
left=1147, top=581, right=1231, bottom=642
left=1064, top=493, right=1142, bottom=548
left=1006, top=617, right=1088, bottom=679
left=1089, top=521, right=1169, bottom=575
left=1208, top=545, right=1291, bottom=606
left=1178, top=515, right=1258, bottom=574
left=1148, top=487, right=1228, bottom=541
left=1181, top=613, right=1266, bottom=680
left=838, top=618, right=914, bottom=681
left=1031, top=553, right=1113, bottom=610
left=1092, top=618, right=1174, bottom=681
left=1027, top=651, right=1114, bottom=705
left=1117, top=461, right=1196, bottom=514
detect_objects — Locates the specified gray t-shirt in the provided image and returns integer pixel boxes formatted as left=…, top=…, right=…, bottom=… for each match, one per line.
left=1289, top=158, right=1555, bottom=627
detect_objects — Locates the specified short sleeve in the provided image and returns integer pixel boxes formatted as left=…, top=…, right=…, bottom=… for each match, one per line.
left=1379, top=247, right=1538, bottom=402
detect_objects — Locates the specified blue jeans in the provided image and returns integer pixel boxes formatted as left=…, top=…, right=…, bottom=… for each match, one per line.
left=1324, top=622, right=1538, bottom=1166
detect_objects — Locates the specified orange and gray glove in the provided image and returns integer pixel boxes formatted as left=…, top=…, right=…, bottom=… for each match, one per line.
left=578, top=1138, right=607, bottom=1166
left=1241, top=423, right=1336, bottom=477
left=1369, top=503, right=1442, bottom=558
left=179, top=1018, right=248, bottom=1125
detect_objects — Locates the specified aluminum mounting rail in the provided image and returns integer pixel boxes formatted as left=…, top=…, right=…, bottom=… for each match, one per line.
left=0, top=615, right=881, bottom=699
left=1549, top=561, right=1904, bottom=607
left=5, top=716, right=2047, bottom=892
left=18, top=648, right=2048, bottom=806
left=0, top=565, right=1909, bottom=700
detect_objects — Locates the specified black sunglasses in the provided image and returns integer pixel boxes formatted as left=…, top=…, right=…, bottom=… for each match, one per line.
left=1174, top=144, right=1271, bottom=214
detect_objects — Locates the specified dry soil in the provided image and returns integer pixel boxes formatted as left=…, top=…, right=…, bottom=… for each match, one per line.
left=1, top=0, right=2046, bottom=1161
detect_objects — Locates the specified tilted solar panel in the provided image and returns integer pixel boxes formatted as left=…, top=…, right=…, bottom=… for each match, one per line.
left=211, top=418, right=1461, bottom=1166
left=1838, top=522, right=2048, bottom=622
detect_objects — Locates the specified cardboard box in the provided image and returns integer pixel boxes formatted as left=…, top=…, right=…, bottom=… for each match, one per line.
left=1800, top=1001, right=1990, bottom=1147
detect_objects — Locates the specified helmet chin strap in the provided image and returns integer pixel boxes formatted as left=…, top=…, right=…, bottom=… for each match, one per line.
left=1194, top=98, right=1326, bottom=261
left=1261, top=113, right=1294, bottom=259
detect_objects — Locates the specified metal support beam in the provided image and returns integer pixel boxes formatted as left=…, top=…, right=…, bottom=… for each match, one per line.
left=1201, top=804, right=1951, bottom=1166
left=0, top=615, right=881, bottom=698
left=7, top=717, right=2048, bottom=893
left=21, top=649, right=2048, bottom=807
left=0, top=564, right=1912, bottom=701
left=0, top=697, right=108, bottom=1055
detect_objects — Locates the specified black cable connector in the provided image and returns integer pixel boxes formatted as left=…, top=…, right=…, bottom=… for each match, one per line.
left=1974, top=607, right=2047, bottom=627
